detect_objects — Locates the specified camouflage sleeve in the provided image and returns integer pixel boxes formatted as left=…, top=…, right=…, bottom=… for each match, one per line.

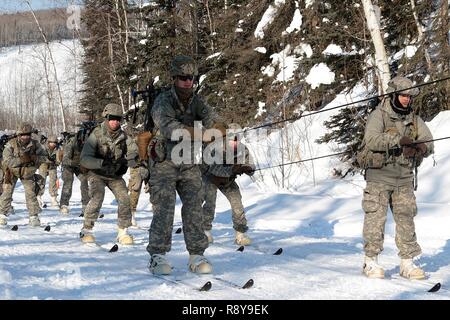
left=208, top=164, right=234, bottom=177
left=364, top=109, right=401, bottom=152
left=196, top=97, right=219, bottom=129
left=80, top=133, right=103, bottom=169
left=152, top=94, right=186, bottom=140
left=35, top=142, right=48, bottom=166
left=125, top=136, right=139, bottom=167
left=62, top=139, right=75, bottom=167
left=2, top=143, right=21, bottom=168
left=417, top=117, right=434, bottom=157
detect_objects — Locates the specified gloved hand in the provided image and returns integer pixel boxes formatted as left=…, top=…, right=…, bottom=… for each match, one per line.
left=399, top=136, right=416, bottom=158
left=48, top=154, right=57, bottom=162
left=415, top=142, right=427, bottom=155
left=232, top=165, right=253, bottom=175
left=242, top=166, right=255, bottom=176
left=80, top=165, right=89, bottom=174
left=20, top=154, right=34, bottom=165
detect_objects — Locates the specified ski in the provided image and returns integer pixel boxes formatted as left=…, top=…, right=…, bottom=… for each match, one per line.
left=9, top=224, right=51, bottom=232
left=152, top=272, right=212, bottom=292
left=79, top=233, right=118, bottom=252
left=390, top=274, right=443, bottom=293
left=237, top=245, right=283, bottom=255
left=213, top=277, right=254, bottom=289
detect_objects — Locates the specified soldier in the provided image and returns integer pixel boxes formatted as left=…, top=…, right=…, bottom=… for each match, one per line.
left=79, top=103, right=137, bottom=245
left=37, top=135, right=60, bottom=208
left=147, top=55, right=224, bottom=275
left=202, top=136, right=255, bottom=246
left=59, top=130, right=90, bottom=215
left=360, top=76, right=434, bottom=280
left=0, top=123, right=47, bottom=226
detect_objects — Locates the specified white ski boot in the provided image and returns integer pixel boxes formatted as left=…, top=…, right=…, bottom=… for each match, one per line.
left=80, top=228, right=96, bottom=243
left=204, top=230, right=214, bottom=244
left=400, top=258, right=426, bottom=280
left=235, top=231, right=251, bottom=246
left=117, top=227, right=134, bottom=245
left=29, top=215, right=41, bottom=227
left=149, top=254, right=172, bottom=275
left=0, top=214, right=7, bottom=226
left=36, top=196, right=44, bottom=208
left=60, top=205, right=69, bottom=215
left=131, top=210, right=137, bottom=227
left=50, top=196, right=59, bottom=208
left=188, top=255, right=213, bottom=274
left=363, top=255, right=384, bottom=279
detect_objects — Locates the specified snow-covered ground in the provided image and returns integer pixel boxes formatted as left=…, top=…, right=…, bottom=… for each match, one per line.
left=1, top=109, right=449, bottom=300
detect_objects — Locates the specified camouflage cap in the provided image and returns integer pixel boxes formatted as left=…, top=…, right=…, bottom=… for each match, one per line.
left=170, top=55, right=198, bottom=77
left=387, top=76, right=420, bottom=96
left=16, top=122, right=33, bottom=135
left=47, top=135, right=58, bottom=143
left=102, top=103, right=123, bottom=118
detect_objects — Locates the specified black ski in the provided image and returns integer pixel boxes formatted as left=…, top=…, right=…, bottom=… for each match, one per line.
left=10, top=224, right=51, bottom=232
left=152, top=273, right=212, bottom=292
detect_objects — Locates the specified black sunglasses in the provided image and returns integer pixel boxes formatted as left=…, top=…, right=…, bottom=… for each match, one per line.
left=107, top=115, right=123, bottom=121
left=177, top=75, right=194, bottom=81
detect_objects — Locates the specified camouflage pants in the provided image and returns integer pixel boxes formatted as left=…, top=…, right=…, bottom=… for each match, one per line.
left=38, top=164, right=58, bottom=197
left=83, top=172, right=132, bottom=230
left=0, top=168, right=3, bottom=195
left=60, top=166, right=90, bottom=207
left=147, top=161, right=208, bottom=256
left=202, top=176, right=248, bottom=233
left=128, top=166, right=143, bottom=211
left=362, top=181, right=421, bottom=259
left=0, top=175, right=40, bottom=216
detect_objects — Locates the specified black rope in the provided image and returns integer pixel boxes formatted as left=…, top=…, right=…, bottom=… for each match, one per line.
left=254, top=136, right=450, bottom=172
left=243, top=76, right=450, bottom=133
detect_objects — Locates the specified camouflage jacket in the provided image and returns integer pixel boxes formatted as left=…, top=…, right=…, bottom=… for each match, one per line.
left=151, top=86, right=217, bottom=160
left=62, top=136, right=83, bottom=168
left=80, top=121, right=137, bottom=178
left=40, top=144, right=60, bottom=170
left=2, top=138, right=47, bottom=179
left=363, top=98, right=434, bottom=186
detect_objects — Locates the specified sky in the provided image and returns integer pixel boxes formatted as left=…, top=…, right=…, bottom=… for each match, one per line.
left=0, top=0, right=83, bottom=14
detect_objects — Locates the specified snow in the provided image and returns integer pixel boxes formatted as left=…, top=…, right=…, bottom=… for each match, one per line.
left=285, top=9, right=302, bottom=34
left=254, top=0, right=286, bottom=39
left=254, top=47, right=267, bottom=54
left=262, top=44, right=301, bottom=82
left=305, top=63, right=335, bottom=89
left=255, top=102, right=266, bottom=119
left=322, top=44, right=344, bottom=56
left=306, top=0, right=315, bottom=9
left=294, top=43, right=313, bottom=58
left=206, top=52, right=222, bottom=60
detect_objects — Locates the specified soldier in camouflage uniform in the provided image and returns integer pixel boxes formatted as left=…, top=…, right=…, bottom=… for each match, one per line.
left=128, top=160, right=149, bottom=226
left=80, top=103, right=137, bottom=245
left=202, top=136, right=255, bottom=246
left=0, top=123, right=48, bottom=226
left=37, top=135, right=60, bottom=208
left=60, top=132, right=90, bottom=215
left=147, top=55, right=223, bottom=275
left=360, top=76, right=434, bottom=280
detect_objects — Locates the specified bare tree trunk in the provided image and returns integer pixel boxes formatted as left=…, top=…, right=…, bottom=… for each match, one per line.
left=441, top=0, right=450, bottom=74
left=204, top=0, right=215, bottom=52
left=410, top=0, right=433, bottom=73
left=25, top=1, right=67, bottom=131
left=107, top=14, right=125, bottom=113
left=361, top=0, right=391, bottom=93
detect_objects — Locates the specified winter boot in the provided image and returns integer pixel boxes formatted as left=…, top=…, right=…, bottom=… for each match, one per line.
left=117, top=227, right=134, bottom=245
left=235, top=231, right=252, bottom=246
left=149, top=254, right=172, bottom=275
left=0, top=214, right=7, bottom=226
left=29, top=215, right=41, bottom=227
left=36, top=196, right=44, bottom=208
left=363, top=255, right=384, bottom=279
left=80, top=228, right=96, bottom=243
left=400, top=258, right=426, bottom=280
left=50, top=196, right=59, bottom=208
left=204, top=230, right=214, bottom=244
left=60, top=205, right=69, bottom=215
left=188, top=255, right=213, bottom=274
left=131, top=210, right=137, bottom=227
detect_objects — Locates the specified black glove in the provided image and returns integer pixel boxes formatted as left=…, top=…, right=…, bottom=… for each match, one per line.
left=48, top=154, right=56, bottom=162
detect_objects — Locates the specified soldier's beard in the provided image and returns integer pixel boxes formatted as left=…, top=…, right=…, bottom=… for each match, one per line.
left=175, top=86, right=193, bottom=106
